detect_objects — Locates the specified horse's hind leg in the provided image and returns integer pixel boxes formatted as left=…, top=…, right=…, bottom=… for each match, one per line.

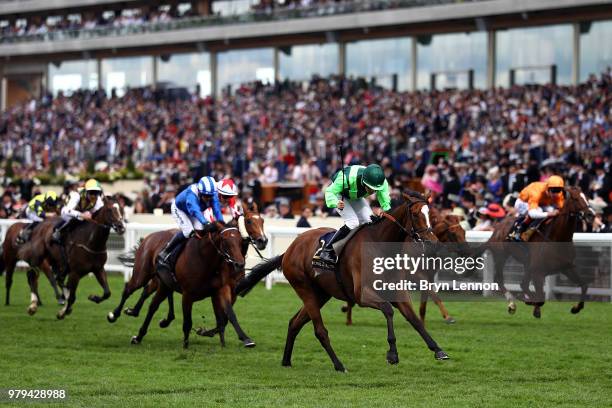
left=108, top=279, right=139, bottom=323
left=4, top=258, right=17, bottom=306
left=492, top=252, right=516, bottom=314
left=159, top=291, right=175, bottom=328
left=131, top=286, right=167, bottom=345
left=393, top=301, right=449, bottom=360
left=218, top=286, right=255, bottom=348
left=430, top=291, right=455, bottom=323
left=126, top=279, right=157, bottom=317
left=88, top=268, right=111, bottom=304
left=282, top=306, right=312, bottom=367
left=26, top=269, right=41, bottom=315
left=298, top=287, right=345, bottom=372
left=41, top=261, right=63, bottom=305
left=340, top=302, right=353, bottom=325
left=562, top=265, right=587, bottom=314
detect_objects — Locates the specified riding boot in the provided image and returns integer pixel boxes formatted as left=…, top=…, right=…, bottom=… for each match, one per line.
left=52, top=218, right=78, bottom=244
left=506, top=216, right=526, bottom=241
left=318, top=225, right=351, bottom=263
left=157, top=232, right=188, bottom=271
left=16, top=222, right=37, bottom=245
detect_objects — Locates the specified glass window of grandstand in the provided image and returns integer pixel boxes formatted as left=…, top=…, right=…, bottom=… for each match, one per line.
left=496, top=24, right=573, bottom=86
left=101, top=56, right=154, bottom=97
left=213, top=0, right=257, bottom=16
left=49, top=60, right=98, bottom=96
left=156, top=52, right=211, bottom=98
left=217, top=48, right=275, bottom=95
left=278, top=43, right=339, bottom=81
left=417, top=32, right=487, bottom=90
left=579, top=20, right=612, bottom=81
left=346, top=37, right=411, bottom=91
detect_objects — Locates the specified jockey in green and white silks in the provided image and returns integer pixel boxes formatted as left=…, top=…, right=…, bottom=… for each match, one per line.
left=319, top=164, right=391, bottom=262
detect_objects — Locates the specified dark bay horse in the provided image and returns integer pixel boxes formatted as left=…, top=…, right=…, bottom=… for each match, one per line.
left=236, top=193, right=450, bottom=372
left=23, top=196, right=125, bottom=319
left=126, top=222, right=253, bottom=349
left=474, top=187, right=594, bottom=318
left=1, top=221, right=65, bottom=312
left=341, top=209, right=469, bottom=326
left=108, top=201, right=267, bottom=332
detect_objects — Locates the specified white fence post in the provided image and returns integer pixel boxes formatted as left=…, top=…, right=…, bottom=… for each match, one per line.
left=265, top=234, right=275, bottom=290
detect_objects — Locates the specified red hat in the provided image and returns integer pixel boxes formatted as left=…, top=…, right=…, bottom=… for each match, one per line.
left=483, top=203, right=506, bottom=218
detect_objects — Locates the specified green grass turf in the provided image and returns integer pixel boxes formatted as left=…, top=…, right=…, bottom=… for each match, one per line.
left=0, top=271, right=611, bottom=407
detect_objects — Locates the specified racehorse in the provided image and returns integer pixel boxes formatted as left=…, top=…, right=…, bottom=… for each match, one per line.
left=1, top=221, right=65, bottom=311
left=108, top=201, right=267, bottom=336
left=126, top=222, right=252, bottom=349
left=473, top=186, right=594, bottom=318
left=235, top=192, right=450, bottom=371
left=23, top=196, right=125, bottom=319
left=341, top=209, right=468, bottom=325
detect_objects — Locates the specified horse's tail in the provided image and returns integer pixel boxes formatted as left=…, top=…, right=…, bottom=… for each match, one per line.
left=118, top=238, right=144, bottom=268
left=235, top=254, right=284, bottom=297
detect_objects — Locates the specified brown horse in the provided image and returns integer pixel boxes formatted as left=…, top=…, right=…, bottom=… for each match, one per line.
left=236, top=192, right=450, bottom=371
left=23, top=196, right=125, bottom=319
left=108, top=201, right=267, bottom=332
left=341, top=209, right=469, bottom=325
left=1, top=221, right=65, bottom=311
left=473, top=186, right=594, bottom=318
left=126, top=222, right=252, bottom=348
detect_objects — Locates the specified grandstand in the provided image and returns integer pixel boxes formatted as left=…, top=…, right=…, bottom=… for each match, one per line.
left=0, top=0, right=610, bottom=230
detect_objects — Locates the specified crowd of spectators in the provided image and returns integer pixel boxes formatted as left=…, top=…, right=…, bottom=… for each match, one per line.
left=0, top=71, right=610, bottom=231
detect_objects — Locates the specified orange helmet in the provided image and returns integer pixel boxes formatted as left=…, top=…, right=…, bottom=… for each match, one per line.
left=546, top=175, right=564, bottom=189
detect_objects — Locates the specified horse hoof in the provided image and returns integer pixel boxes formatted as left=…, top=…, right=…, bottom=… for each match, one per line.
left=130, top=336, right=141, bottom=345
left=444, top=317, right=456, bottom=324
left=27, top=306, right=37, bottom=316
left=243, top=339, right=256, bottom=348
left=570, top=303, right=583, bottom=314
left=508, top=303, right=517, bottom=315
left=159, top=319, right=172, bottom=328
left=435, top=351, right=450, bottom=360
left=107, top=312, right=117, bottom=323
left=183, top=341, right=189, bottom=349
left=533, top=309, right=541, bottom=319
left=57, top=299, right=65, bottom=306
left=56, top=312, right=65, bottom=320
left=88, top=295, right=100, bottom=304
left=334, top=365, right=347, bottom=373
left=386, top=352, right=399, bottom=365
left=281, top=361, right=292, bottom=367
left=124, top=307, right=138, bottom=317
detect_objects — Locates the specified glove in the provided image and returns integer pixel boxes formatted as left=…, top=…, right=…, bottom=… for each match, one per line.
left=201, top=223, right=218, bottom=234
left=370, top=214, right=382, bottom=223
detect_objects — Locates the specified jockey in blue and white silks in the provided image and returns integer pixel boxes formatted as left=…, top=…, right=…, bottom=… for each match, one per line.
left=157, top=176, right=223, bottom=270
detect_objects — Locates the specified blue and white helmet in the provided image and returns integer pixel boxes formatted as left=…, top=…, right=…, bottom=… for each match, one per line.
left=197, top=176, right=217, bottom=196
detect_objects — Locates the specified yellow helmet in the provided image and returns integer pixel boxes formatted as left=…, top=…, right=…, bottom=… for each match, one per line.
left=546, top=175, right=565, bottom=189
left=85, top=179, right=103, bottom=192
left=44, top=191, right=59, bottom=206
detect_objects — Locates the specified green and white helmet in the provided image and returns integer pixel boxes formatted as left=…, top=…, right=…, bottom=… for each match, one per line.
left=362, top=164, right=385, bottom=190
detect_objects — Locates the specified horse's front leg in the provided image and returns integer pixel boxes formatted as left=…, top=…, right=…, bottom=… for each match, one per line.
left=57, top=273, right=80, bottom=320
left=89, top=268, right=111, bottom=304
left=360, top=299, right=398, bottom=364
left=219, top=285, right=255, bottom=348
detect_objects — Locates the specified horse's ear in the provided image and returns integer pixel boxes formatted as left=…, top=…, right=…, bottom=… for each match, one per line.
left=402, top=192, right=411, bottom=201
left=425, top=193, right=432, bottom=204
left=251, top=202, right=258, bottom=212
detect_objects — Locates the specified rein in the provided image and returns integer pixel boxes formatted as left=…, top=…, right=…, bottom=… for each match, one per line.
left=208, top=227, right=244, bottom=267
left=381, top=200, right=433, bottom=242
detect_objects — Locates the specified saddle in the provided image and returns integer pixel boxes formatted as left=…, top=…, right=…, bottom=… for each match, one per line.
left=312, top=226, right=362, bottom=272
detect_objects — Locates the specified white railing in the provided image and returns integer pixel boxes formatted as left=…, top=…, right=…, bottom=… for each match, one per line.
left=1, top=219, right=611, bottom=300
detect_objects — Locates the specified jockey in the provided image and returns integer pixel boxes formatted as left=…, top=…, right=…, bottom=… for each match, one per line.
left=203, top=178, right=241, bottom=221
left=16, top=191, right=60, bottom=244
left=507, top=175, right=565, bottom=241
left=52, top=179, right=104, bottom=244
left=157, top=176, right=223, bottom=271
left=319, top=164, right=391, bottom=263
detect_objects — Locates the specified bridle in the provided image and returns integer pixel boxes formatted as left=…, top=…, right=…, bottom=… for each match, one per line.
left=381, top=198, right=434, bottom=243
left=208, top=227, right=244, bottom=268
left=238, top=211, right=268, bottom=259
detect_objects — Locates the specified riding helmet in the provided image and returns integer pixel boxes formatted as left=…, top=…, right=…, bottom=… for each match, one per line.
left=363, top=164, right=386, bottom=191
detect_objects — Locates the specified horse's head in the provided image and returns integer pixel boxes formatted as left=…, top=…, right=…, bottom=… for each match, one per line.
left=241, top=201, right=268, bottom=250
left=207, top=221, right=246, bottom=274
left=433, top=214, right=470, bottom=256
left=564, top=186, right=595, bottom=224
left=92, top=196, right=126, bottom=235
left=401, top=191, right=438, bottom=243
